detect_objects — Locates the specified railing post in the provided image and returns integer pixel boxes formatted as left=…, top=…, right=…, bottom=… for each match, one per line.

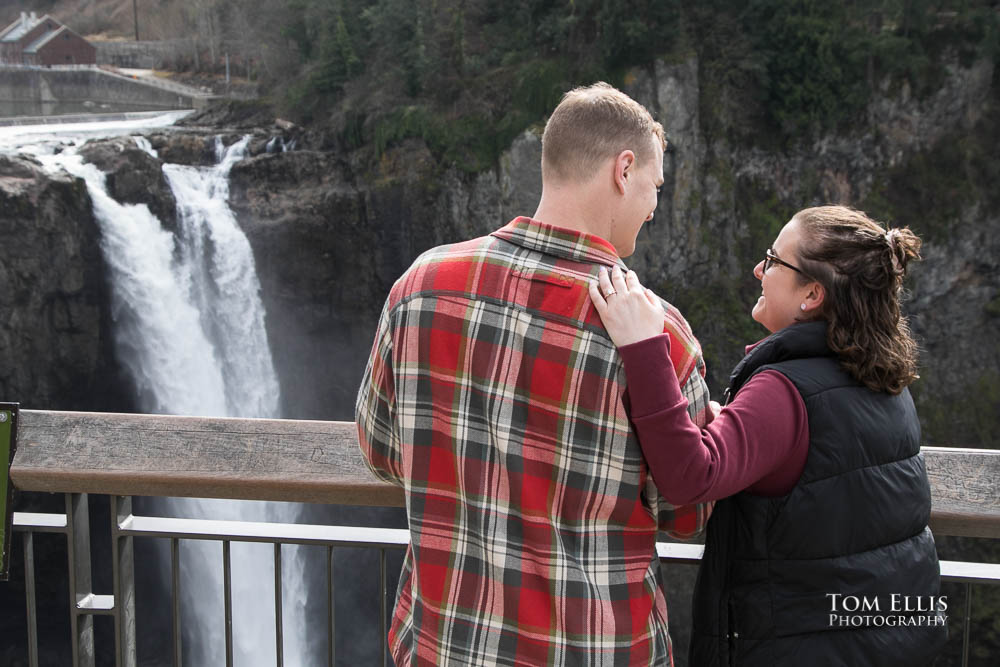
left=111, top=495, right=137, bottom=667
left=23, top=530, right=39, bottom=667
left=1, top=403, right=17, bottom=582
left=274, top=543, right=283, bottom=667
left=962, top=583, right=972, bottom=667
left=66, top=493, right=95, bottom=667
left=380, top=548, right=387, bottom=667
left=172, top=538, right=182, bottom=666
left=327, top=546, right=335, bottom=667
left=223, top=540, right=233, bottom=667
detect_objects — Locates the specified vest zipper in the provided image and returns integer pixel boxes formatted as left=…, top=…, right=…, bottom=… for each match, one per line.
left=727, top=597, right=739, bottom=667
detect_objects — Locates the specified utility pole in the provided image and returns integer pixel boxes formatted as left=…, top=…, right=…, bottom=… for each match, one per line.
left=133, top=0, right=139, bottom=41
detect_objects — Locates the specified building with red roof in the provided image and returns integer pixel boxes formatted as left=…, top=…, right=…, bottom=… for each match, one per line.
left=0, top=12, right=96, bottom=66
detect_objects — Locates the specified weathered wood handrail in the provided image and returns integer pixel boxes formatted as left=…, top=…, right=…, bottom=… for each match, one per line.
left=10, top=410, right=401, bottom=507
left=9, top=410, right=1000, bottom=538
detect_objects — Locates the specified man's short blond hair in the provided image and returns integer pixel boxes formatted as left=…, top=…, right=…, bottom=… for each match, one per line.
left=541, top=82, right=666, bottom=183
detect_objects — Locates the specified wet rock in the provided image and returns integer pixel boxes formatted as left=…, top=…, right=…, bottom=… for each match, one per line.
left=0, top=154, right=127, bottom=411
left=78, top=137, right=178, bottom=231
left=146, top=132, right=218, bottom=166
left=177, top=99, right=277, bottom=130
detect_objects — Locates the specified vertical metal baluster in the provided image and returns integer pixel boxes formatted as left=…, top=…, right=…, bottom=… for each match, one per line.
left=67, top=493, right=95, bottom=667
left=223, top=541, right=233, bottom=667
left=327, top=547, right=335, bottom=667
left=172, top=538, right=182, bottom=667
left=111, top=496, right=137, bottom=667
left=274, top=543, right=283, bottom=667
left=110, top=495, right=120, bottom=667
left=23, top=531, right=39, bottom=667
left=961, top=583, right=972, bottom=667
left=380, top=548, right=387, bottom=667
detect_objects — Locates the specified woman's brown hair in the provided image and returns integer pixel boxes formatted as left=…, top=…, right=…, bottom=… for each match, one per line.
left=792, top=206, right=922, bottom=395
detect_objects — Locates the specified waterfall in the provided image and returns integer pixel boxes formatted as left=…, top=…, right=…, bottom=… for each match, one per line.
left=25, top=124, right=312, bottom=666
left=162, top=136, right=280, bottom=419
left=37, top=150, right=231, bottom=418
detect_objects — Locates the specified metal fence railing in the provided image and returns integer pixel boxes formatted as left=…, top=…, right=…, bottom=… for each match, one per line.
left=5, top=409, right=999, bottom=666
left=13, top=494, right=408, bottom=667
left=9, top=496, right=1000, bottom=667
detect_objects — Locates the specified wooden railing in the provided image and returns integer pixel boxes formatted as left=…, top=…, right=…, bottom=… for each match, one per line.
left=10, top=409, right=1000, bottom=538
left=10, top=410, right=396, bottom=507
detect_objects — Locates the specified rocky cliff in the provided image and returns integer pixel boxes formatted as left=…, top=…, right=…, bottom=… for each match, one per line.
left=624, top=56, right=1000, bottom=448
left=226, top=131, right=543, bottom=419
left=0, top=154, right=129, bottom=412
left=226, top=55, right=999, bottom=445
left=3, top=54, right=996, bottom=446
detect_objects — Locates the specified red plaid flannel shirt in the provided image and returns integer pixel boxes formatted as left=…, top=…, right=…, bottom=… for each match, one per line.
left=357, top=217, right=713, bottom=666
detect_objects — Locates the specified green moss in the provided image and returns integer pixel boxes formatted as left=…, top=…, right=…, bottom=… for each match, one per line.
left=862, top=107, right=1000, bottom=245
left=359, top=57, right=577, bottom=172
left=880, top=139, right=972, bottom=243
left=512, top=59, right=571, bottom=118
left=708, top=158, right=735, bottom=199
left=659, top=281, right=764, bottom=396
left=737, top=177, right=794, bottom=255
left=986, top=295, right=1000, bottom=319
left=858, top=175, right=895, bottom=227
left=971, top=372, right=1000, bottom=449
left=341, top=110, right=366, bottom=150
left=913, top=369, right=1000, bottom=449
left=373, top=106, right=434, bottom=157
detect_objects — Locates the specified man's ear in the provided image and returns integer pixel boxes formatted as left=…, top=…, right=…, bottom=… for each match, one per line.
left=613, top=150, right=635, bottom=196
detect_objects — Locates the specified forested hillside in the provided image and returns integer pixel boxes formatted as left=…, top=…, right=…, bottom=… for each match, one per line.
left=272, top=0, right=999, bottom=166
left=5, top=2, right=998, bottom=161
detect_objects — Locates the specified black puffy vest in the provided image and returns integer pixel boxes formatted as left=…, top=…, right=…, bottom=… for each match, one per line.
left=689, top=321, right=947, bottom=667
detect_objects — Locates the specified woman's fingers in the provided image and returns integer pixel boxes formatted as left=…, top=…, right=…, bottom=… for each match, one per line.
left=625, top=269, right=641, bottom=292
left=588, top=279, right=607, bottom=314
left=610, top=266, right=628, bottom=294
left=598, top=266, right=614, bottom=297
left=589, top=266, right=666, bottom=347
left=593, top=266, right=655, bottom=306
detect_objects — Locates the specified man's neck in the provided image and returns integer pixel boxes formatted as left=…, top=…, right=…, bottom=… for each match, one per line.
left=532, top=183, right=613, bottom=244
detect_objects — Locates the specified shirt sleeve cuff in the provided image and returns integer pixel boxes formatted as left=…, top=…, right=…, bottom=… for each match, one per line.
left=618, top=334, right=684, bottom=418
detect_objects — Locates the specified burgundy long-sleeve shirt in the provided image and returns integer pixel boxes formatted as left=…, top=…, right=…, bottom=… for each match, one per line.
left=619, top=334, right=810, bottom=504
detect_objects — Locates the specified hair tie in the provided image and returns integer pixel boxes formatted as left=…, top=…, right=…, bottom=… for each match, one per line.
left=885, top=228, right=903, bottom=274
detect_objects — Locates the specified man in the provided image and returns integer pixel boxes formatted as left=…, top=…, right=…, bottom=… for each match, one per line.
left=357, top=82, right=713, bottom=666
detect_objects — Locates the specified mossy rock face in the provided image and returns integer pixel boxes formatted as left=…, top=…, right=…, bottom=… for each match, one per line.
left=664, top=282, right=767, bottom=395
left=986, top=295, right=1000, bottom=319
left=914, top=369, right=1000, bottom=449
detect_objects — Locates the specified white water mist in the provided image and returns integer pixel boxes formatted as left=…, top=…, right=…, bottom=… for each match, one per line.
left=30, top=129, right=311, bottom=666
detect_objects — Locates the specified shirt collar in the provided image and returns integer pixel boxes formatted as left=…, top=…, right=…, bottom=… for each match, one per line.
left=491, top=217, right=624, bottom=268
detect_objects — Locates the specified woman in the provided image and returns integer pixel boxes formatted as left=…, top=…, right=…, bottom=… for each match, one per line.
left=589, top=206, right=946, bottom=666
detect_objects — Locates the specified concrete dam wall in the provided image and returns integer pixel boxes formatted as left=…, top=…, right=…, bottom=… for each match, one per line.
left=0, top=66, right=205, bottom=117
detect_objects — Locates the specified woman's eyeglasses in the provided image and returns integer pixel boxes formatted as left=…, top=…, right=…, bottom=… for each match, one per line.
left=764, top=249, right=811, bottom=278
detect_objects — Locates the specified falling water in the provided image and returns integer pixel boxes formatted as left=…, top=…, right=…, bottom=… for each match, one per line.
left=37, top=150, right=231, bottom=418
left=12, top=119, right=312, bottom=666
left=162, top=136, right=280, bottom=419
